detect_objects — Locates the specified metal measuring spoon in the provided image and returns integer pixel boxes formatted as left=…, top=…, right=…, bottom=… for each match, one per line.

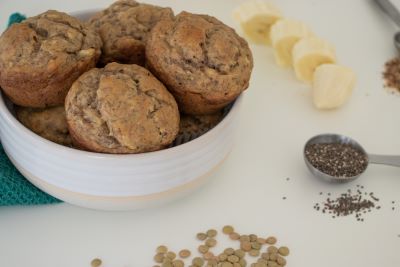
left=304, top=134, right=400, bottom=183
left=374, top=0, right=400, bottom=53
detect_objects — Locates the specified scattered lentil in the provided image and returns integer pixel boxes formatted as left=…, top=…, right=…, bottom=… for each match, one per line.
left=206, top=229, right=217, bottom=238
left=91, top=258, right=102, bottom=267
left=223, top=225, right=235, bottom=235
left=229, top=232, right=240, bottom=240
left=157, top=245, right=169, bottom=254
left=278, top=247, right=290, bottom=256
left=179, top=249, right=191, bottom=258
left=152, top=226, right=290, bottom=266
left=305, top=143, right=368, bottom=178
left=266, top=237, right=277, bottom=245
left=205, top=238, right=217, bottom=247
left=154, top=253, right=165, bottom=263
left=197, top=233, right=207, bottom=241
left=198, top=244, right=209, bottom=254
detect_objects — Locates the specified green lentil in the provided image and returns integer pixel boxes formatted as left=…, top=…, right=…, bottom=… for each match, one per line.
left=222, top=225, right=235, bottom=234
left=91, top=258, right=102, bottom=267
left=157, top=245, right=168, bottom=254
left=205, top=238, right=217, bottom=247
left=249, top=249, right=260, bottom=257
left=197, top=233, right=207, bottom=241
left=234, top=249, right=245, bottom=258
left=224, top=248, right=235, bottom=255
left=166, top=251, right=176, bottom=260
left=227, top=255, right=239, bottom=263
left=278, top=246, right=290, bottom=256
left=192, top=257, right=205, bottom=266
left=198, top=244, right=209, bottom=254
left=206, top=229, right=217, bottom=238
left=178, top=249, right=191, bottom=258
left=154, top=253, right=165, bottom=263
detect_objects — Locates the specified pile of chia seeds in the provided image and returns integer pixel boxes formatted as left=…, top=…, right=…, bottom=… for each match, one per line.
left=313, top=185, right=381, bottom=221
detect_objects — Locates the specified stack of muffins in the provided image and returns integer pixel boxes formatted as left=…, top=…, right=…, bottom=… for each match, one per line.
left=0, top=0, right=253, bottom=154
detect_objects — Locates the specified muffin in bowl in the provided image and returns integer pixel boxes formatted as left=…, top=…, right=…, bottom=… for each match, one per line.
left=89, top=0, right=173, bottom=66
left=0, top=10, right=102, bottom=108
left=146, top=11, right=253, bottom=115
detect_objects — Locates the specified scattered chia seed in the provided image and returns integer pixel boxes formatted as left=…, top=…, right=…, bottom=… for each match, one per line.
left=305, top=143, right=368, bottom=178
left=313, top=187, right=381, bottom=221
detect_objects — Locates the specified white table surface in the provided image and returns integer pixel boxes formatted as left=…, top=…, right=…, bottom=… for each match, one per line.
left=1, top=0, right=400, bottom=266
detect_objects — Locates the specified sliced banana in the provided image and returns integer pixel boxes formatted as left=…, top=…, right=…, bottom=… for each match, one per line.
left=232, top=0, right=282, bottom=45
left=312, top=64, right=356, bottom=109
left=292, top=37, right=336, bottom=82
left=270, top=19, right=313, bottom=67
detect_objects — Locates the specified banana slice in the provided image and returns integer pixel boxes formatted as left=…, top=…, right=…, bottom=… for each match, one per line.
left=232, top=0, right=282, bottom=45
left=312, top=64, right=356, bottom=109
left=270, top=19, right=313, bottom=67
left=292, top=37, right=336, bottom=82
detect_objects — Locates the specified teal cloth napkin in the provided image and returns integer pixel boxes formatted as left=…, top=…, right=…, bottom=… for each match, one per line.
left=0, top=13, right=61, bottom=206
left=0, top=143, right=61, bottom=205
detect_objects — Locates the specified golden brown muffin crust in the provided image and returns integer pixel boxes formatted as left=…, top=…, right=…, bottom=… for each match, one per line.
left=65, top=63, right=180, bottom=154
left=89, top=0, right=173, bottom=66
left=0, top=10, right=102, bottom=108
left=16, top=106, right=72, bottom=146
left=146, top=11, right=253, bottom=115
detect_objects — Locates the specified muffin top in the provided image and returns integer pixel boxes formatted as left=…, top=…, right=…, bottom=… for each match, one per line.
left=89, top=0, right=173, bottom=65
left=16, top=106, right=72, bottom=146
left=0, top=10, right=102, bottom=77
left=65, top=63, right=180, bottom=154
left=146, top=11, right=253, bottom=106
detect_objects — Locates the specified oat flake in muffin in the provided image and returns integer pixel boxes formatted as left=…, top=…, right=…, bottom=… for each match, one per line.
left=0, top=10, right=102, bottom=108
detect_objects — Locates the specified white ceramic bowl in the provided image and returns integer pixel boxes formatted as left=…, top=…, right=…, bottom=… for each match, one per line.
left=0, top=10, right=242, bottom=210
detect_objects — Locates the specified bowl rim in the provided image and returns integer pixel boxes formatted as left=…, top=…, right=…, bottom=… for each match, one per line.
left=0, top=91, right=242, bottom=159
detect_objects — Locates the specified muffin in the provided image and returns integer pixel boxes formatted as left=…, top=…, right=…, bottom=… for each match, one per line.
left=146, top=11, right=253, bottom=115
left=65, top=63, right=180, bottom=154
left=0, top=10, right=102, bottom=108
left=178, top=112, right=223, bottom=139
left=89, top=0, right=173, bottom=66
left=16, top=106, right=72, bottom=146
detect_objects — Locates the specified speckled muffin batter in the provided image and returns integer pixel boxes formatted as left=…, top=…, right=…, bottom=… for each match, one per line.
left=146, top=11, right=253, bottom=115
left=16, top=106, right=72, bottom=146
left=89, top=0, right=173, bottom=66
left=65, top=63, right=180, bottom=154
left=0, top=10, right=102, bottom=108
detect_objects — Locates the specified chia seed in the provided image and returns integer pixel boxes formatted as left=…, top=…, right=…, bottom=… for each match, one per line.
left=305, top=143, right=368, bottom=178
left=313, top=187, right=381, bottom=221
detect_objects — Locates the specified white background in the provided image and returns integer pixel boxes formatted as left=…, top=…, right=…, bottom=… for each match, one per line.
left=1, top=0, right=400, bottom=266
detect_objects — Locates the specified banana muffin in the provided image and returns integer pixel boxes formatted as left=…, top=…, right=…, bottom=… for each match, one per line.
left=65, top=63, right=180, bottom=154
left=0, top=10, right=102, bottom=108
left=146, top=11, right=253, bottom=115
left=16, top=106, right=72, bottom=146
left=89, top=0, right=173, bottom=66
left=178, top=112, right=223, bottom=138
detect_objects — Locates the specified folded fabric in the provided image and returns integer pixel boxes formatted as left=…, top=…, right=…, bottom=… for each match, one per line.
left=0, top=143, right=61, bottom=205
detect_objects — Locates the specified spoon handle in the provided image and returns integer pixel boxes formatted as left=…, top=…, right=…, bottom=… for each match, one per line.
left=374, top=0, right=400, bottom=27
left=368, top=154, right=400, bottom=167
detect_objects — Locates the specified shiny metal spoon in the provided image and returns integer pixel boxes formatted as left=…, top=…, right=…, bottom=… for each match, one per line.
left=374, top=0, right=400, bottom=53
left=304, top=134, right=400, bottom=183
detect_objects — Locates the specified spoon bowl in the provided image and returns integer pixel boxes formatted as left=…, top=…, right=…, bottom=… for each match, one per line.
left=304, top=134, right=369, bottom=183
